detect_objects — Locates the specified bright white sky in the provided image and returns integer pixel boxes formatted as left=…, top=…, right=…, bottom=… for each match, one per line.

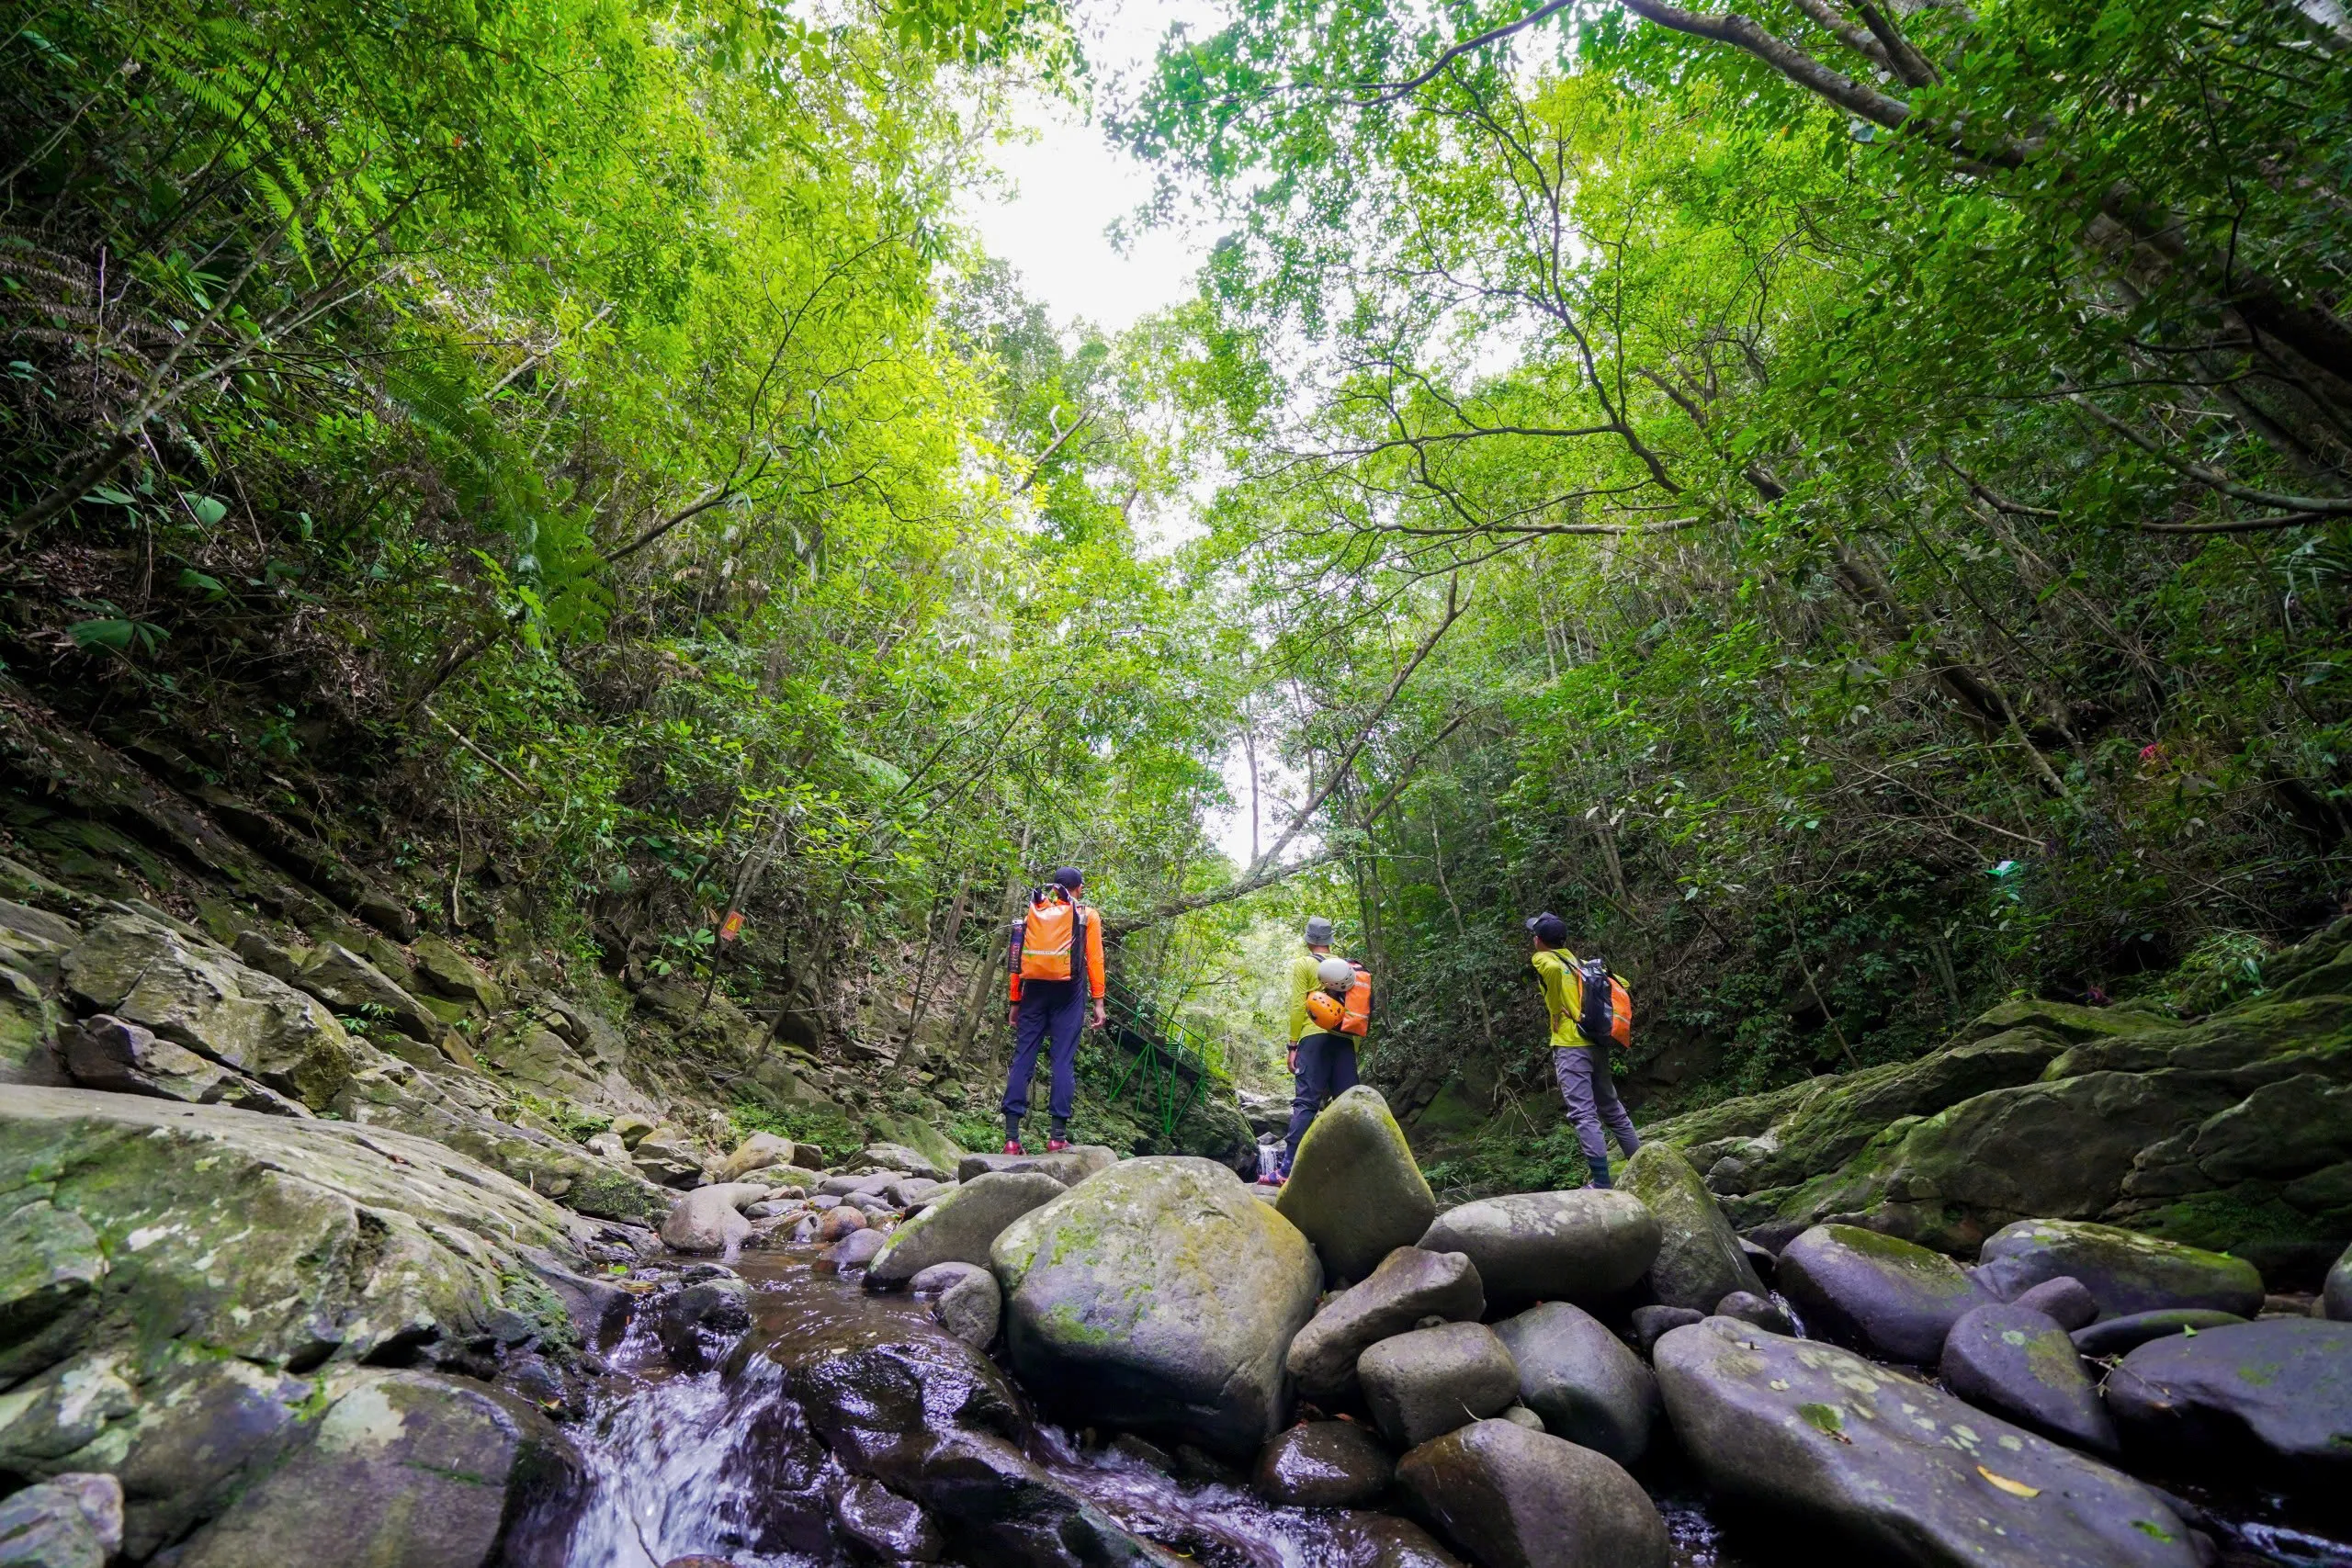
left=958, top=0, right=1225, bottom=332
left=959, top=0, right=1308, bottom=872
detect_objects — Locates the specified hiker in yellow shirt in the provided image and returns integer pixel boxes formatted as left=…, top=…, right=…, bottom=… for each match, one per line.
left=1265, top=915, right=1357, bottom=1185
left=1527, top=911, right=1640, bottom=1189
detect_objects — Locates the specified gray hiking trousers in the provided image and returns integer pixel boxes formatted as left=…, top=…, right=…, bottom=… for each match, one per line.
left=1555, top=1045, right=1641, bottom=1165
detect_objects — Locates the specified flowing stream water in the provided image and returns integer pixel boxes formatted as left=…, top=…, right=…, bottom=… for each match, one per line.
left=546, top=1250, right=2352, bottom=1568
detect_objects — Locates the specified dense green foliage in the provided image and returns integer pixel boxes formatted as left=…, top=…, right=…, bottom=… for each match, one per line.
left=1124, top=0, right=2352, bottom=1117
left=10, top=0, right=2352, bottom=1150
left=0, top=0, right=1245, bottom=1070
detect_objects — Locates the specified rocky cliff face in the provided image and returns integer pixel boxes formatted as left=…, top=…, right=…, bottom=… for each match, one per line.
left=1646, top=920, right=2352, bottom=1280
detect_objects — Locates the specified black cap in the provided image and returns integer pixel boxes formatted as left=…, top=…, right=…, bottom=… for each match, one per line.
left=1525, top=912, right=1567, bottom=944
left=1052, top=867, right=1084, bottom=892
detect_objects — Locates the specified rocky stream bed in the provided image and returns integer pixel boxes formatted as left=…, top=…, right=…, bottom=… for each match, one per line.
left=4, top=863, right=2352, bottom=1567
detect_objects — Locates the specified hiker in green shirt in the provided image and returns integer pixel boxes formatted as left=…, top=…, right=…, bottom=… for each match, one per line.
left=1527, top=911, right=1640, bottom=1189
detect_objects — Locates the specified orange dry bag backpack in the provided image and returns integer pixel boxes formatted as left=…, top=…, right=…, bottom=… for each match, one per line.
left=1575, top=957, right=1632, bottom=1048
left=1017, top=890, right=1079, bottom=983
left=1338, top=962, right=1372, bottom=1036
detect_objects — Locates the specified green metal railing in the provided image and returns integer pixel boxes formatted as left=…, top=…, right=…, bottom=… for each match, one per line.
left=1097, top=976, right=1221, bottom=1139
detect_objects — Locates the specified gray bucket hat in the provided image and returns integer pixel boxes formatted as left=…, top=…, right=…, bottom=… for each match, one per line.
left=1304, top=916, right=1335, bottom=945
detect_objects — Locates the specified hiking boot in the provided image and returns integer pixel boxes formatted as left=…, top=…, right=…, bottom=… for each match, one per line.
left=1046, top=1138, right=1070, bottom=1154
left=1258, top=1171, right=1286, bottom=1188
left=1003, top=1140, right=1025, bottom=1156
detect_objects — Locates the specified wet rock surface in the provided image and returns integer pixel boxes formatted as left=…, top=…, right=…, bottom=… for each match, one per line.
left=1776, top=1223, right=1991, bottom=1364
left=1491, top=1301, right=1658, bottom=1465
left=1938, top=1301, right=2117, bottom=1456
left=1252, top=1420, right=1396, bottom=1507
left=1655, top=1316, right=2205, bottom=1567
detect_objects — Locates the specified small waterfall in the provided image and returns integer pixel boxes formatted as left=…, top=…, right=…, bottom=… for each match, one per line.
left=561, top=1293, right=838, bottom=1568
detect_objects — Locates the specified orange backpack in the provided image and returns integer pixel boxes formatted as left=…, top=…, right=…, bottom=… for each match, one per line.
left=1017, top=890, right=1082, bottom=983
left=1338, top=962, right=1372, bottom=1036
left=1576, top=957, right=1632, bottom=1048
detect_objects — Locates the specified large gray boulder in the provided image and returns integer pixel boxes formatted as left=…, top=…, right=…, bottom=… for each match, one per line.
left=989, top=1156, right=1321, bottom=1458
left=0, top=1085, right=601, bottom=1382
left=1274, top=1085, right=1437, bottom=1283
left=1939, top=1302, right=2117, bottom=1456
left=1359, top=1322, right=1521, bottom=1449
left=1251, top=1420, right=1396, bottom=1507
left=1654, top=1317, right=2203, bottom=1568
left=1975, top=1219, right=2265, bottom=1319
left=2105, top=1317, right=2352, bottom=1489
left=1620, top=1142, right=1762, bottom=1312
left=60, top=915, right=354, bottom=1108
left=1416, top=1190, right=1659, bottom=1311
left=173, top=1371, right=579, bottom=1567
left=1491, top=1302, right=1659, bottom=1465
left=1286, top=1246, right=1485, bottom=1402
left=868, top=1170, right=1066, bottom=1286
left=658, top=1182, right=775, bottom=1254
left=1396, top=1418, right=1669, bottom=1568
left=1777, top=1224, right=1991, bottom=1364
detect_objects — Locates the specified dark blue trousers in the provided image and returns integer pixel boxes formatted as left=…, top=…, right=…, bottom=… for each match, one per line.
left=1002, top=978, right=1084, bottom=1124
left=1282, top=1031, right=1358, bottom=1171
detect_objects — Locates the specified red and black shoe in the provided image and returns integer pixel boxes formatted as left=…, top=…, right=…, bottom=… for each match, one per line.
left=1003, top=1140, right=1025, bottom=1156
left=1046, top=1138, right=1071, bottom=1154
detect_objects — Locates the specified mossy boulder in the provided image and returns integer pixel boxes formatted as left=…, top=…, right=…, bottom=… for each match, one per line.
left=1976, top=1219, right=2264, bottom=1320
left=1620, top=1143, right=1761, bottom=1312
left=1777, top=1224, right=1990, bottom=1365
left=1939, top=1302, right=2116, bottom=1456
left=171, top=1371, right=580, bottom=1568
left=2105, top=1317, right=2352, bottom=1495
left=1655, top=1317, right=2203, bottom=1568
left=989, top=1156, right=1321, bottom=1458
left=0, top=1085, right=596, bottom=1381
left=1275, top=1085, right=1437, bottom=1284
